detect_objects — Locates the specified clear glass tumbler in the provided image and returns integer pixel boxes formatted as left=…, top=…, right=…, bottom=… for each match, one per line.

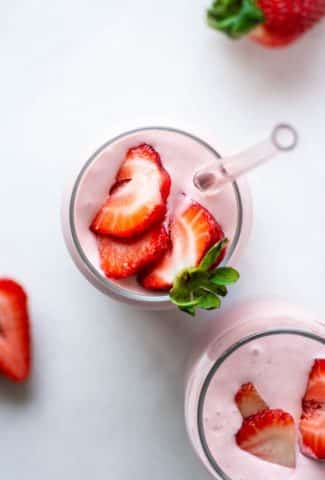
left=61, top=127, right=252, bottom=309
left=185, top=299, right=325, bottom=479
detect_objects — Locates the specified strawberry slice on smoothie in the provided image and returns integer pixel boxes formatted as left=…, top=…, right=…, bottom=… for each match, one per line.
left=299, top=359, right=325, bottom=460
left=236, top=409, right=296, bottom=468
left=117, top=144, right=171, bottom=202
left=139, top=200, right=225, bottom=291
left=235, top=383, right=269, bottom=419
left=97, top=225, right=169, bottom=279
left=91, top=144, right=171, bottom=238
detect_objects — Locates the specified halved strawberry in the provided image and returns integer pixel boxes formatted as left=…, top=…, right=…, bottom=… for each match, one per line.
left=299, top=359, right=325, bottom=460
left=300, top=409, right=325, bottom=460
left=302, top=359, right=325, bottom=408
left=139, top=200, right=225, bottom=291
left=0, top=279, right=31, bottom=382
left=117, top=144, right=171, bottom=202
left=91, top=144, right=171, bottom=238
left=97, top=224, right=169, bottom=279
left=236, top=409, right=296, bottom=468
left=235, top=383, right=269, bottom=419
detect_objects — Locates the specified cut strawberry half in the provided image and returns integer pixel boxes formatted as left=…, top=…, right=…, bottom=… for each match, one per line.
left=300, top=409, right=325, bottom=461
left=302, top=359, right=325, bottom=408
left=117, top=144, right=171, bottom=202
left=139, top=200, right=225, bottom=291
left=97, top=224, right=169, bottom=279
left=299, top=359, right=325, bottom=460
left=91, top=144, right=171, bottom=238
left=235, top=383, right=269, bottom=419
left=0, top=279, right=31, bottom=382
left=236, top=409, right=296, bottom=468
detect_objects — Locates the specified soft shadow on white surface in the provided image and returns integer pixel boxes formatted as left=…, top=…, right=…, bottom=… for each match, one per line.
left=0, top=377, right=34, bottom=405
left=211, top=23, right=325, bottom=87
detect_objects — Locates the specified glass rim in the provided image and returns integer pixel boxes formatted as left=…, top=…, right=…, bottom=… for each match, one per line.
left=69, top=126, right=244, bottom=303
left=197, top=328, right=325, bottom=480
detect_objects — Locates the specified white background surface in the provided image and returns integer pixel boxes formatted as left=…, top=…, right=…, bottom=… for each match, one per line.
left=0, top=1, right=325, bottom=479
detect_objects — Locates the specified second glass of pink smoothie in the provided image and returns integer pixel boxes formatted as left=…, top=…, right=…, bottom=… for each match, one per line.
left=185, top=300, right=325, bottom=480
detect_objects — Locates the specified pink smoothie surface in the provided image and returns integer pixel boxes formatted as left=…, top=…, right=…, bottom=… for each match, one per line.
left=202, top=332, right=325, bottom=480
left=73, top=128, right=240, bottom=295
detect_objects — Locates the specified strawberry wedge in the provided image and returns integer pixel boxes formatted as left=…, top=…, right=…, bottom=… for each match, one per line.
left=236, top=409, right=296, bottom=468
left=91, top=144, right=171, bottom=238
left=235, top=383, right=269, bottom=419
left=139, top=200, right=225, bottom=291
left=0, top=279, right=31, bottom=382
left=97, top=225, right=169, bottom=279
left=299, top=359, right=325, bottom=460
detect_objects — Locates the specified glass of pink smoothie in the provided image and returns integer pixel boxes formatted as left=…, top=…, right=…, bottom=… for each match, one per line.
left=185, top=300, right=325, bottom=480
left=61, top=127, right=252, bottom=309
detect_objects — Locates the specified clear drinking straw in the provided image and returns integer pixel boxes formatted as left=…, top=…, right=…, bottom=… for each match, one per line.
left=193, top=124, right=298, bottom=194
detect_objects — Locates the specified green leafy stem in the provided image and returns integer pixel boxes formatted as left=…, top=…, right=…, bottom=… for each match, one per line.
left=207, top=0, right=265, bottom=39
left=169, top=238, right=240, bottom=316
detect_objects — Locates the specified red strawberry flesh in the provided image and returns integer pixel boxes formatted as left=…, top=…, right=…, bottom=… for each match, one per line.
left=91, top=144, right=170, bottom=238
left=303, top=359, right=325, bottom=407
left=299, top=359, right=325, bottom=460
left=139, top=200, right=225, bottom=291
left=300, top=409, right=325, bottom=460
left=97, top=224, right=169, bottom=279
left=236, top=409, right=296, bottom=468
left=251, top=0, right=325, bottom=47
left=235, top=382, right=269, bottom=419
left=0, top=279, right=31, bottom=382
left=117, top=144, right=171, bottom=202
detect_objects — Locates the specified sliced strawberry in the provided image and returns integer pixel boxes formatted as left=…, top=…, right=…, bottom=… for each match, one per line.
left=236, top=409, right=296, bottom=468
left=139, top=200, right=225, bottom=291
left=97, top=224, right=169, bottom=279
left=118, top=144, right=171, bottom=202
left=0, top=279, right=31, bottom=382
left=299, top=359, right=325, bottom=460
left=302, top=359, right=325, bottom=408
left=300, top=409, right=325, bottom=460
left=235, top=383, right=269, bottom=419
left=91, top=144, right=171, bottom=238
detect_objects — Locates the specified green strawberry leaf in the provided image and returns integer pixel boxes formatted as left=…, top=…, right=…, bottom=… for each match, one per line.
left=207, top=0, right=265, bottom=39
left=214, top=285, right=228, bottom=297
left=199, top=239, right=228, bottom=271
left=210, top=267, right=240, bottom=285
left=169, top=238, right=240, bottom=316
left=196, top=293, right=221, bottom=310
left=179, top=305, right=196, bottom=316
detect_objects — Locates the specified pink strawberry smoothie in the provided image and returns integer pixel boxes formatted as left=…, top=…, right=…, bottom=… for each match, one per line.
left=67, top=127, right=251, bottom=300
left=185, top=300, right=325, bottom=480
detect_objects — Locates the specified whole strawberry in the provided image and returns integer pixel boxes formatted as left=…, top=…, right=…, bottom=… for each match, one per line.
left=207, top=0, right=325, bottom=47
